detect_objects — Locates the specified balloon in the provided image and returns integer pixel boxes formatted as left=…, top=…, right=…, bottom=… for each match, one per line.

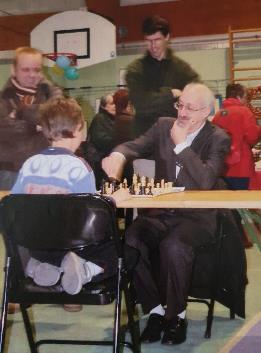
left=56, top=55, right=70, bottom=69
left=64, top=66, right=80, bottom=80
left=50, top=64, right=64, bottom=76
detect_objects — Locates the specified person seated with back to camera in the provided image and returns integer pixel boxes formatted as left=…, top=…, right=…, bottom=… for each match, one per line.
left=102, top=83, right=231, bottom=346
left=11, top=97, right=131, bottom=299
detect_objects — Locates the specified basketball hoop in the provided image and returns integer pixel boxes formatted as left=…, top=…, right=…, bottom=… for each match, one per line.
left=44, top=52, right=77, bottom=66
left=44, top=52, right=79, bottom=80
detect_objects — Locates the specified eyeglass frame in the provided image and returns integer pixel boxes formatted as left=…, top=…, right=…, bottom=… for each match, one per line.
left=174, top=101, right=207, bottom=113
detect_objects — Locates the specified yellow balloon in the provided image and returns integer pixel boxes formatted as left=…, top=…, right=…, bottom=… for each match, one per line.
left=51, top=64, right=64, bottom=76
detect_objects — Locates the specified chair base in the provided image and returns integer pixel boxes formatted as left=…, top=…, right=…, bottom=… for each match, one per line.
left=36, top=339, right=134, bottom=349
left=187, top=297, right=215, bottom=338
left=187, top=297, right=236, bottom=339
left=21, top=305, right=139, bottom=353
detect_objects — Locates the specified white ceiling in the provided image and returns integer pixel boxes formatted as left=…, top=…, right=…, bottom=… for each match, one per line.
left=0, top=0, right=86, bottom=16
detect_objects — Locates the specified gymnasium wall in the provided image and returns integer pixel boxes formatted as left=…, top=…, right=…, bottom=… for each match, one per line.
left=86, top=0, right=261, bottom=42
left=0, top=1, right=260, bottom=121
left=0, top=0, right=261, bottom=49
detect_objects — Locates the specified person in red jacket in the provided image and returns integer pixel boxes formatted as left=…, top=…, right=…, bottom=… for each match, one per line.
left=212, top=83, right=261, bottom=190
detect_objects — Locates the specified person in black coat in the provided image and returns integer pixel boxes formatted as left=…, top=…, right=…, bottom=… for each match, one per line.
left=84, top=93, right=116, bottom=189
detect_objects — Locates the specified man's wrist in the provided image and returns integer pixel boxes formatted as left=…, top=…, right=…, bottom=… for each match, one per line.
left=110, top=151, right=126, bottom=161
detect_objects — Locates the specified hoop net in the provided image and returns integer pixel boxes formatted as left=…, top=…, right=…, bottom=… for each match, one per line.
left=43, top=52, right=77, bottom=67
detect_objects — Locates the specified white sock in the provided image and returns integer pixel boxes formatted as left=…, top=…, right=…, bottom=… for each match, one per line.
left=149, top=304, right=165, bottom=317
left=85, top=261, right=104, bottom=278
left=178, top=310, right=186, bottom=319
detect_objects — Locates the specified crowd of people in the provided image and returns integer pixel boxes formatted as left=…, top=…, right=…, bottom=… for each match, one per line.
left=0, top=14, right=260, bottom=346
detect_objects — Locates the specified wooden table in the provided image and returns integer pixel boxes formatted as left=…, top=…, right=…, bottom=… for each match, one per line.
left=116, top=190, right=261, bottom=248
left=116, top=190, right=261, bottom=209
left=1, top=190, right=260, bottom=209
left=0, top=191, right=9, bottom=200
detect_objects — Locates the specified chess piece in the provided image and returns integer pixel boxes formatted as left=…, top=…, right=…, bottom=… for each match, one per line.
left=141, top=176, right=146, bottom=194
left=123, top=178, right=128, bottom=189
left=161, top=179, right=165, bottom=188
left=101, top=179, right=106, bottom=194
left=148, top=185, right=153, bottom=195
left=133, top=173, right=138, bottom=185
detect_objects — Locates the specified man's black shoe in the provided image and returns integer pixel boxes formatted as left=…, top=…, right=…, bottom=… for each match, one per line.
left=161, top=316, right=187, bottom=345
left=140, top=313, right=164, bottom=343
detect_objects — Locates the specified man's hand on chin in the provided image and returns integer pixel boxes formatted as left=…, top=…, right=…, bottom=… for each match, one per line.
left=170, top=119, right=193, bottom=145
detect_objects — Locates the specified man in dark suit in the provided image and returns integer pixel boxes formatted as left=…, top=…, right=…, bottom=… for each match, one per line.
left=102, top=83, right=231, bottom=345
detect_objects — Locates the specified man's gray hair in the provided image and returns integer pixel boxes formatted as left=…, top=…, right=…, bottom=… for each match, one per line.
left=183, top=83, right=215, bottom=109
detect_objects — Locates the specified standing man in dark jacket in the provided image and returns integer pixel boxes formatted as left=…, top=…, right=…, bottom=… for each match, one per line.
left=0, top=47, right=62, bottom=189
left=126, top=15, right=200, bottom=137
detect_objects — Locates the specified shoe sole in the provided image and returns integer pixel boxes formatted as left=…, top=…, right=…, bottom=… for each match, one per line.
left=61, top=253, right=83, bottom=295
left=33, top=263, right=61, bottom=286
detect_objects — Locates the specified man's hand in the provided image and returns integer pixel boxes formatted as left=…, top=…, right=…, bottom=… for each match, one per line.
left=111, top=188, right=131, bottom=203
left=102, top=152, right=125, bottom=181
left=170, top=119, right=195, bottom=145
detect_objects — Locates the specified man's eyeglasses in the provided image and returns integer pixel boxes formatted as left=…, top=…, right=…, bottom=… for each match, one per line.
left=174, top=101, right=206, bottom=113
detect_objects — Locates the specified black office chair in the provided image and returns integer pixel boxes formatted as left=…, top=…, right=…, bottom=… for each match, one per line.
left=188, top=210, right=247, bottom=338
left=0, top=193, right=141, bottom=353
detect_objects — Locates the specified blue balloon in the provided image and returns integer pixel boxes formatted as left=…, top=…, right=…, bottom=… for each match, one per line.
left=64, top=67, right=80, bottom=80
left=56, top=55, right=70, bottom=69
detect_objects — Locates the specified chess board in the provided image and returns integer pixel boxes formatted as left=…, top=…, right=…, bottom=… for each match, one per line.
left=101, top=174, right=185, bottom=197
left=131, top=186, right=185, bottom=197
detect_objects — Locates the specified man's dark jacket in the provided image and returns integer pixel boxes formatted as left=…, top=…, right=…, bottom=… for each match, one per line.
left=126, top=48, right=199, bottom=136
left=0, top=78, right=62, bottom=172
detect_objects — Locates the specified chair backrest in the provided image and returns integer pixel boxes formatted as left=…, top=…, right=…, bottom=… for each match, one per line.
left=1, top=193, right=119, bottom=252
